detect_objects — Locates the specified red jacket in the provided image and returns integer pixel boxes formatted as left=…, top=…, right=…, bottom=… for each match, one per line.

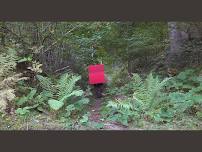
left=88, top=64, right=107, bottom=85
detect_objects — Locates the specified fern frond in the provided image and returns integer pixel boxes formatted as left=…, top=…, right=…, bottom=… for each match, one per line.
left=0, top=48, right=18, bottom=79
left=0, top=48, right=28, bottom=113
left=57, top=73, right=81, bottom=100
left=0, top=73, right=28, bottom=89
left=0, top=89, right=15, bottom=112
left=107, top=99, right=133, bottom=111
left=131, top=73, right=171, bottom=110
left=36, top=75, right=55, bottom=96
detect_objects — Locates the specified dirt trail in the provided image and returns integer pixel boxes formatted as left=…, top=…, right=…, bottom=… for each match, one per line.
left=89, top=98, right=128, bottom=130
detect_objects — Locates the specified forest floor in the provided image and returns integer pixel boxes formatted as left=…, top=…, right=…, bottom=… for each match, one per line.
left=0, top=113, right=65, bottom=130
left=0, top=97, right=202, bottom=130
left=88, top=98, right=128, bottom=130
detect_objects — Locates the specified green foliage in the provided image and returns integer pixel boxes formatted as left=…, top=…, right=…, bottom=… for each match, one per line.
left=105, top=69, right=202, bottom=126
left=138, top=70, right=202, bottom=122
left=5, top=21, right=202, bottom=130
left=16, top=88, right=37, bottom=106
left=17, top=55, right=33, bottom=63
left=65, top=104, right=76, bottom=117
left=107, top=101, right=131, bottom=126
left=108, top=66, right=130, bottom=88
left=104, top=98, right=140, bottom=126
left=14, top=72, right=89, bottom=125
left=63, top=97, right=89, bottom=119
left=167, top=69, right=200, bottom=91
left=88, top=122, right=105, bottom=129
left=47, top=90, right=83, bottom=110
left=79, top=112, right=90, bottom=125
left=164, top=69, right=202, bottom=118
left=74, top=98, right=90, bottom=110
left=0, top=47, right=27, bottom=113
left=37, top=73, right=82, bottom=100
left=36, top=75, right=55, bottom=97
left=48, top=99, right=64, bottom=110
left=196, top=111, right=202, bottom=119
left=131, top=73, right=170, bottom=111
left=0, top=47, right=18, bottom=79
left=37, top=73, right=89, bottom=118
left=56, top=73, right=81, bottom=100
left=14, top=85, right=49, bottom=114
left=104, top=72, right=172, bottom=125
left=15, top=107, right=30, bottom=115
left=128, top=22, right=168, bottom=50
left=168, top=92, right=194, bottom=115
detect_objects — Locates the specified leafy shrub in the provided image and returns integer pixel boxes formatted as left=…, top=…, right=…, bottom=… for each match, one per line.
left=134, top=70, right=202, bottom=122
left=161, top=69, right=202, bottom=118
left=79, top=112, right=90, bottom=125
left=104, top=72, right=172, bottom=125
left=105, top=73, right=141, bottom=96
left=105, top=98, right=138, bottom=126
left=37, top=73, right=84, bottom=110
left=0, top=48, right=28, bottom=113
left=108, top=66, right=130, bottom=88
left=36, top=72, right=89, bottom=117
left=0, top=48, right=18, bottom=80
left=132, top=73, right=170, bottom=109
left=15, top=88, right=37, bottom=106
left=15, top=107, right=30, bottom=117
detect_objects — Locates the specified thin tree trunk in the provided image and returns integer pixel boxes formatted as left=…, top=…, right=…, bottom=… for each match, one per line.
left=1, top=22, right=6, bottom=46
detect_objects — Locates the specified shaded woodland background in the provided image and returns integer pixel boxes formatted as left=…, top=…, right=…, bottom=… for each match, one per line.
left=1, top=22, right=202, bottom=76
left=1, top=22, right=202, bottom=130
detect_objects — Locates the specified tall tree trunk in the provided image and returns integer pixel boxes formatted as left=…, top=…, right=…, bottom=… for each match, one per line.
left=166, top=22, right=202, bottom=69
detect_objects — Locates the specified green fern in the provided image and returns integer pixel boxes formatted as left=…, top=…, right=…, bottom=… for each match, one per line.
left=105, top=98, right=139, bottom=126
left=0, top=47, right=26, bottom=113
left=0, top=48, right=18, bottom=79
left=106, top=69, right=202, bottom=124
left=133, top=73, right=170, bottom=109
left=15, top=88, right=37, bottom=106
left=107, top=99, right=133, bottom=111
left=118, top=73, right=144, bottom=95
left=36, top=75, right=55, bottom=97
left=56, top=73, right=81, bottom=100
left=37, top=72, right=84, bottom=111
left=105, top=72, right=172, bottom=123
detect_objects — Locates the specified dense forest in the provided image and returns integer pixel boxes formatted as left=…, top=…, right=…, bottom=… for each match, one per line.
left=1, top=21, right=202, bottom=130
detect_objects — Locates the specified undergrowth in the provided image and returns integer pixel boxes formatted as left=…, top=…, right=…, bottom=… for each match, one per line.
left=14, top=72, right=91, bottom=129
left=102, top=68, right=202, bottom=127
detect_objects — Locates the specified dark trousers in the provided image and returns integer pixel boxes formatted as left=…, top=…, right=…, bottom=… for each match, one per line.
left=93, top=83, right=104, bottom=98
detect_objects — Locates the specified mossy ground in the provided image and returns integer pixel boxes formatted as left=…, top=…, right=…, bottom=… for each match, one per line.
left=128, top=116, right=202, bottom=130
left=1, top=112, right=202, bottom=130
left=0, top=112, right=65, bottom=130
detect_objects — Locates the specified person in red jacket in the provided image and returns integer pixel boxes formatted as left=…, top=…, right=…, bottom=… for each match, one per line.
left=88, top=64, right=107, bottom=98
